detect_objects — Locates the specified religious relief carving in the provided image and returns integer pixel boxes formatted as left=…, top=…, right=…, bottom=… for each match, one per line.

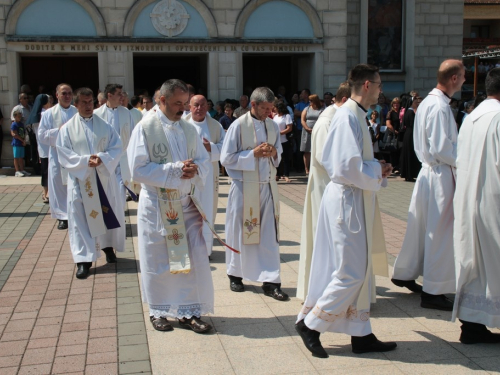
left=150, top=0, right=190, bottom=37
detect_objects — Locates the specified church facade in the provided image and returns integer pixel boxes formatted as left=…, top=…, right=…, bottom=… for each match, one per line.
left=0, top=0, right=464, bottom=164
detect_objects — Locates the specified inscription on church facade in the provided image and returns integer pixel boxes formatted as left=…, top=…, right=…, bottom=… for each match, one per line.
left=22, top=43, right=310, bottom=53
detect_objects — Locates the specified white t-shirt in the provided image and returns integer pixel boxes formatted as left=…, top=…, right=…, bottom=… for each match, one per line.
left=273, top=113, right=293, bottom=143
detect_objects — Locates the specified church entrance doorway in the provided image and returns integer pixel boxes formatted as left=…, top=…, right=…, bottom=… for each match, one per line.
left=133, top=54, right=208, bottom=97
left=242, top=53, right=314, bottom=100
left=21, top=55, right=99, bottom=95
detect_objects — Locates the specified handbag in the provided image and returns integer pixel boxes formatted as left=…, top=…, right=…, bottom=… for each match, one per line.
left=378, top=130, right=397, bottom=152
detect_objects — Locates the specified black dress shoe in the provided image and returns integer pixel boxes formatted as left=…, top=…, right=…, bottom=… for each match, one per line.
left=228, top=275, right=244, bottom=292
left=295, top=320, right=328, bottom=358
left=351, top=333, right=397, bottom=354
left=230, top=280, right=244, bottom=292
left=391, top=278, right=423, bottom=293
left=420, top=292, right=453, bottom=311
left=57, top=220, right=68, bottom=230
left=178, top=316, right=213, bottom=333
left=460, top=320, right=500, bottom=344
left=262, top=284, right=289, bottom=301
left=75, top=262, right=92, bottom=279
left=101, top=247, right=117, bottom=263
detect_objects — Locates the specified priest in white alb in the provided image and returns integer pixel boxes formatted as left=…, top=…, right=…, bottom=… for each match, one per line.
left=184, top=95, right=225, bottom=256
left=38, top=83, right=77, bottom=230
left=221, top=87, right=288, bottom=301
left=297, top=81, right=351, bottom=300
left=452, top=68, right=500, bottom=345
left=392, top=60, right=466, bottom=311
left=57, top=88, right=123, bottom=279
left=128, top=79, right=213, bottom=333
left=295, top=65, right=395, bottom=358
left=93, top=83, right=135, bottom=262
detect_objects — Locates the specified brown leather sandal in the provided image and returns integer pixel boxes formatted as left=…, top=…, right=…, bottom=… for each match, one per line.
left=150, top=316, right=173, bottom=331
left=178, top=317, right=213, bottom=334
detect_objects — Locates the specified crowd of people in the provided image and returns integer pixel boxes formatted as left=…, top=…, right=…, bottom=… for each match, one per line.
left=4, top=59, right=500, bottom=357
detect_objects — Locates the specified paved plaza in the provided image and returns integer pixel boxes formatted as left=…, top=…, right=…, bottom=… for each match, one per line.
left=0, top=173, right=499, bottom=374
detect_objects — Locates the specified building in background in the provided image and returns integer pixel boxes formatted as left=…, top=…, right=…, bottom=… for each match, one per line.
left=0, top=0, right=464, bottom=166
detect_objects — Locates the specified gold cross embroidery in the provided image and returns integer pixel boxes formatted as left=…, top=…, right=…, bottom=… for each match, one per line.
left=89, top=210, right=99, bottom=219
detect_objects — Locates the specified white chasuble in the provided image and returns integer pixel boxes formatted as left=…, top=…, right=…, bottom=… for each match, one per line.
left=185, top=113, right=226, bottom=256
left=220, top=112, right=283, bottom=283
left=297, top=100, right=386, bottom=336
left=393, top=88, right=457, bottom=295
left=452, top=99, right=500, bottom=328
left=297, top=104, right=338, bottom=300
left=57, top=116, right=122, bottom=263
left=38, top=104, right=78, bottom=220
left=127, top=110, right=214, bottom=319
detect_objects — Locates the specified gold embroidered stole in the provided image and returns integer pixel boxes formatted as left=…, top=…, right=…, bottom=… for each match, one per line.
left=94, top=106, right=133, bottom=188
left=343, top=99, right=389, bottom=311
left=66, top=115, right=109, bottom=238
left=239, top=112, right=280, bottom=245
left=142, top=113, right=198, bottom=274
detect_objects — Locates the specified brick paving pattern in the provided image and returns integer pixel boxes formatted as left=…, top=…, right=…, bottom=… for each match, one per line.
left=0, top=175, right=499, bottom=374
left=0, top=181, right=150, bottom=375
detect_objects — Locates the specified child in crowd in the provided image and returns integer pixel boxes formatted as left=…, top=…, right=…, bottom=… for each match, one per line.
left=11, top=109, right=30, bottom=177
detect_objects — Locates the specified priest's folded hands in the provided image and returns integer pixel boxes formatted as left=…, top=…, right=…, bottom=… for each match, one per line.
left=181, top=158, right=199, bottom=179
left=379, top=160, right=393, bottom=178
left=88, top=155, right=102, bottom=167
left=253, top=142, right=277, bottom=158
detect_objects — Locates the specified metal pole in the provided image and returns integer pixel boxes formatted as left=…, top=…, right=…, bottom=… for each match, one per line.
left=474, top=56, right=478, bottom=97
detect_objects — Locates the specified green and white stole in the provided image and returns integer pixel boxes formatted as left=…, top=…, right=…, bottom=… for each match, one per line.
left=52, top=104, right=73, bottom=185
left=343, top=99, right=389, bottom=310
left=142, top=113, right=198, bottom=274
left=94, top=106, right=133, bottom=189
left=66, top=115, right=109, bottom=238
left=239, top=112, right=280, bottom=245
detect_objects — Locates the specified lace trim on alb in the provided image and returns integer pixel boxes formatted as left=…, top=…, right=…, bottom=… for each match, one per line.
left=457, top=291, right=500, bottom=316
left=149, top=303, right=214, bottom=319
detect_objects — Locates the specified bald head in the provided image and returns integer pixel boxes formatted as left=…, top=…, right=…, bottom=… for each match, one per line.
left=190, top=95, right=208, bottom=122
left=437, top=59, right=464, bottom=85
left=436, top=59, right=466, bottom=96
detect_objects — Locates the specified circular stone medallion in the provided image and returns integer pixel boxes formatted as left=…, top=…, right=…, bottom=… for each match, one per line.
left=150, top=0, right=190, bottom=37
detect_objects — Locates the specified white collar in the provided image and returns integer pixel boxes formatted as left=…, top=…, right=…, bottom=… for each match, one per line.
left=157, top=109, right=178, bottom=127
left=470, top=98, right=500, bottom=122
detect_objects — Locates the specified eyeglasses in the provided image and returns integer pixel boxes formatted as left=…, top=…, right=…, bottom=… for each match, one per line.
left=368, top=81, right=383, bottom=89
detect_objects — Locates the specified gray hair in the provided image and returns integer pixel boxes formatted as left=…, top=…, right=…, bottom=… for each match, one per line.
left=160, top=79, right=188, bottom=100
left=18, top=93, right=27, bottom=100
left=122, top=91, right=129, bottom=97
left=250, top=87, right=274, bottom=105
left=74, top=87, right=94, bottom=104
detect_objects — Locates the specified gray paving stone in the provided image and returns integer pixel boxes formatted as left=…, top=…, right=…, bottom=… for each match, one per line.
left=118, top=360, right=152, bottom=374
left=118, top=334, right=148, bottom=346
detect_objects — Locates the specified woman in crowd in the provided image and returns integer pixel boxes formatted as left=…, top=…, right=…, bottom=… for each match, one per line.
left=400, top=96, right=422, bottom=182
left=213, top=101, right=225, bottom=121
left=26, top=94, right=51, bottom=202
left=219, top=103, right=236, bottom=130
left=273, top=100, right=293, bottom=183
left=207, top=99, right=217, bottom=118
left=385, top=97, right=402, bottom=173
left=300, top=94, right=323, bottom=175
left=369, top=110, right=381, bottom=158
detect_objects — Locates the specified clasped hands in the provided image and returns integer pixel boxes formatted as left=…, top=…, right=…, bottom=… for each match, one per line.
left=253, top=142, right=277, bottom=158
left=88, top=155, right=102, bottom=168
left=379, top=160, right=393, bottom=178
left=181, top=159, right=199, bottom=179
